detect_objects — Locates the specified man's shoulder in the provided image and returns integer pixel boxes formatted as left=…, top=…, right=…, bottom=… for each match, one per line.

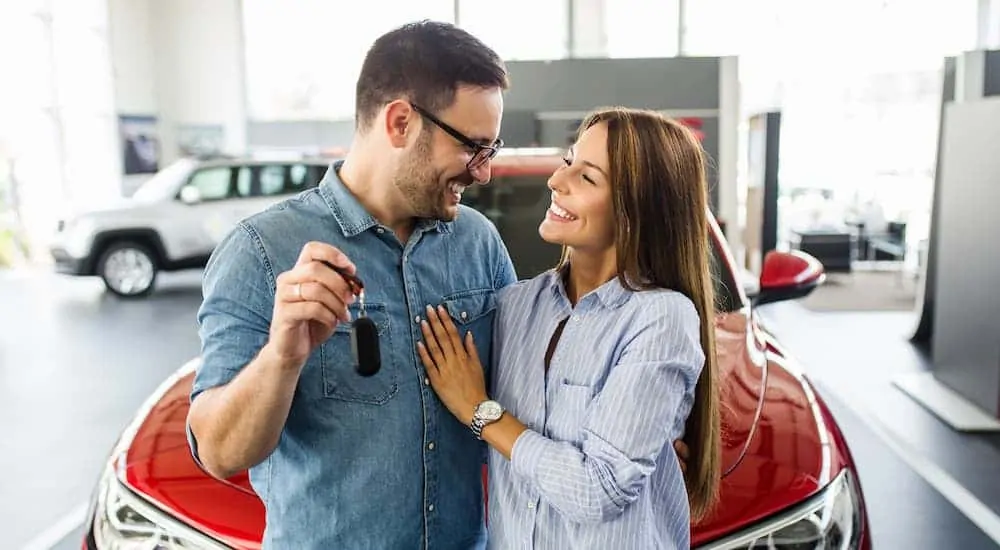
left=450, top=204, right=500, bottom=239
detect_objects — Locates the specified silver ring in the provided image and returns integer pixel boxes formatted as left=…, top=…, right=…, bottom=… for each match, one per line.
left=295, top=283, right=303, bottom=300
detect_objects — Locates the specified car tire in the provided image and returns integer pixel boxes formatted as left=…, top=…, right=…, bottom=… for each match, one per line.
left=96, top=240, right=159, bottom=298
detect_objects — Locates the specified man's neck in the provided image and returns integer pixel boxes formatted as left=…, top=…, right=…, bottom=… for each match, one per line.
left=564, top=248, right=617, bottom=305
left=338, top=152, right=416, bottom=242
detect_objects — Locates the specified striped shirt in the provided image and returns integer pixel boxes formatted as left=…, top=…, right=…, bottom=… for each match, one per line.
left=487, top=269, right=705, bottom=550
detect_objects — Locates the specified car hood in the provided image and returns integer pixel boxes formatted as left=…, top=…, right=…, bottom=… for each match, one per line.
left=119, top=312, right=841, bottom=548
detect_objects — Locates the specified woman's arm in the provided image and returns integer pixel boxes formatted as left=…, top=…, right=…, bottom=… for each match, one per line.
left=418, top=298, right=703, bottom=524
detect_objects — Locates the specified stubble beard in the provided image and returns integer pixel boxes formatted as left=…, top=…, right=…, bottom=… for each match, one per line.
left=392, top=136, right=457, bottom=222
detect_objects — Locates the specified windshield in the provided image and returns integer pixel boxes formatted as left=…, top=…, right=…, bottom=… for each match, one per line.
left=131, top=159, right=197, bottom=202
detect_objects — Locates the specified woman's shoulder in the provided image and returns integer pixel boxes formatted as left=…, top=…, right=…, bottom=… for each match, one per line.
left=497, top=269, right=559, bottom=305
left=629, top=287, right=698, bottom=317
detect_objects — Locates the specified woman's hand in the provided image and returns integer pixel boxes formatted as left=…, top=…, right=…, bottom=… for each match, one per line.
left=417, top=305, right=489, bottom=426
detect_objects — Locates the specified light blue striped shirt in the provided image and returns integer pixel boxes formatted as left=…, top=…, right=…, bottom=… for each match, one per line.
left=487, top=268, right=704, bottom=550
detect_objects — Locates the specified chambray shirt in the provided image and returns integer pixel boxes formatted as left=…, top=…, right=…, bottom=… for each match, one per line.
left=487, top=270, right=705, bottom=549
left=190, top=161, right=516, bottom=549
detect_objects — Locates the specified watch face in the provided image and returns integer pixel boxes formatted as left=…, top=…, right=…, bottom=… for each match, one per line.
left=478, top=400, right=504, bottom=421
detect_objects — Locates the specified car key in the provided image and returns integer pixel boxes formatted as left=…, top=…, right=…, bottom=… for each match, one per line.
left=319, top=260, right=381, bottom=377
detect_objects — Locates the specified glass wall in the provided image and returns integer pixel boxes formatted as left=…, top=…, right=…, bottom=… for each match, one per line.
left=242, top=0, right=454, bottom=121
left=0, top=0, right=118, bottom=255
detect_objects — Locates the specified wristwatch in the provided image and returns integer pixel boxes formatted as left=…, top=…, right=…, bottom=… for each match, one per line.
left=470, top=399, right=505, bottom=439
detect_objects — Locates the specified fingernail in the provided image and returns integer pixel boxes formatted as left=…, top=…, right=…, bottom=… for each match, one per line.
left=425, top=304, right=433, bottom=312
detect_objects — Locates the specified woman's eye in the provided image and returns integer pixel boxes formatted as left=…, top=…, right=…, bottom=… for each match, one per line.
left=583, top=174, right=596, bottom=185
left=561, top=156, right=572, bottom=167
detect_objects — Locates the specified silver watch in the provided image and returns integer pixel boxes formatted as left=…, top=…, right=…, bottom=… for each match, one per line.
left=470, top=400, right=505, bottom=439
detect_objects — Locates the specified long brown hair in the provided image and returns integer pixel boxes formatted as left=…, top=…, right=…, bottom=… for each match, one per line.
left=559, top=107, right=721, bottom=521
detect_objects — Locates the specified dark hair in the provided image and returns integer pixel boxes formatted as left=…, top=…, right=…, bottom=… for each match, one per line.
left=561, top=107, right=722, bottom=521
left=355, top=20, right=508, bottom=131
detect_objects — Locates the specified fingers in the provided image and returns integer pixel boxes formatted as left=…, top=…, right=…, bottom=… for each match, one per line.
left=419, top=320, right=446, bottom=367
left=279, top=301, right=339, bottom=331
left=296, top=241, right=356, bottom=274
left=276, top=268, right=352, bottom=324
left=424, top=305, right=457, bottom=358
left=463, top=331, right=480, bottom=365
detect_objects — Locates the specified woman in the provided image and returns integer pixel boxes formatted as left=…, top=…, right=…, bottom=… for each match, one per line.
left=417, top=107, right=721, bottom=549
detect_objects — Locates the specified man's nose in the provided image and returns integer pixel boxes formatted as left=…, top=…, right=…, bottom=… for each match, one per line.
left=471, top=161, right=492, bottom=185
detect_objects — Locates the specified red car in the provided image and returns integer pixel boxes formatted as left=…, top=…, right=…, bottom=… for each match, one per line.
left=82, top=152, right=871, bottom=549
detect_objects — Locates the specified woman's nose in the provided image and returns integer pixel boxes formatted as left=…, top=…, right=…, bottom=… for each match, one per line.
left=547, top=172, right=567, bottom=193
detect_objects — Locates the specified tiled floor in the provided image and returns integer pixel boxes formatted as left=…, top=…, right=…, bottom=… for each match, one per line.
left=3, top=269, right=1000, bottom=548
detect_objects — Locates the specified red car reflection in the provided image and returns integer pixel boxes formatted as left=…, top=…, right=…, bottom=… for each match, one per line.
left=82, top=152, right=871, bottom=549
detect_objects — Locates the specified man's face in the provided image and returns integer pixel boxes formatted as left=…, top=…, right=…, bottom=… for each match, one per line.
left=393, top=86, right=503, bottom=222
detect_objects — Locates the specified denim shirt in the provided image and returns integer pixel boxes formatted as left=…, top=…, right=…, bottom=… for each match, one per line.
left=190, top=161, right=516, bottom=549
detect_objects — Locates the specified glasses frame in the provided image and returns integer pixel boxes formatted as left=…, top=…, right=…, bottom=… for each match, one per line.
left=410, top=103, right=503, bottom=172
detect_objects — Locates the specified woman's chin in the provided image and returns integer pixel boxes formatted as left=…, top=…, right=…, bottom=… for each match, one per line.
left=538, top=222, right=564, bottom=245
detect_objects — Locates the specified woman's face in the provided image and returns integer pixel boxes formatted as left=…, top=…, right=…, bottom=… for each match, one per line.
left=538, top=122, right=616, bottom=254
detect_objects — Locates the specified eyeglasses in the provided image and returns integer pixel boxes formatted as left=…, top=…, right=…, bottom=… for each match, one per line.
left=410, top=103, right=503, bottom=172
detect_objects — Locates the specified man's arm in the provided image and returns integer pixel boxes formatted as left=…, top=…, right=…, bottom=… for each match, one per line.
left=187, top=227, right=356, bottom=479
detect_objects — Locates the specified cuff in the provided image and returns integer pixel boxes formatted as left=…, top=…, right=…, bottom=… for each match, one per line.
left=511, top=429, right=549, bottom=484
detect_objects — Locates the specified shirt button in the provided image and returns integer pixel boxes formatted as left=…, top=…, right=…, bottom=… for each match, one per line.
left=527, top=502, right=536, bottom=509
left=428, top=504, right=435, bottom=512
left=376, top=227, right=384, bottom=233
left=414, top=315, right=421, bottom=323
left=424, top=377, right=430, bottom=386
left=460, top=311, right=468, bottom=320
left=428, top=442, right=435, bottom=450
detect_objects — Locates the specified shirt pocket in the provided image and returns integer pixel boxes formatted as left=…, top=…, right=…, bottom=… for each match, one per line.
left=441, top=289, right=497, bottom=367
left=320, top=302, right=399, bottom=405
left=546, top=381, right=595, bottom=442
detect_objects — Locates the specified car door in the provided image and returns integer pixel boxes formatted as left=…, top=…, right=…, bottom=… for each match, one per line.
left=166, top=165, right=238, bottom=260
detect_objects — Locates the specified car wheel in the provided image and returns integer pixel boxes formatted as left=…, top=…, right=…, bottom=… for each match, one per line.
left=97, top=241, right=158, bottom=298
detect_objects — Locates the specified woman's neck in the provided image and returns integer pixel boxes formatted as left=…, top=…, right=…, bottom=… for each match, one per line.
left=564, top=249, right=617, bottom=306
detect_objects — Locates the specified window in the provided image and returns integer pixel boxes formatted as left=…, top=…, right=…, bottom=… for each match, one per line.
left=260, top=165, right=285, bottom=196
left=457, top=0, right=568, bottom=60
left=604, top=0, right=680, bottom=58
left=188, top=167, right=233, bottom=201
left=242, top=0, right=454, bottom=120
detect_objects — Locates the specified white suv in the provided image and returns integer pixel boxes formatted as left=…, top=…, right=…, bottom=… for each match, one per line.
left=49, top=155, right=333, bottom=297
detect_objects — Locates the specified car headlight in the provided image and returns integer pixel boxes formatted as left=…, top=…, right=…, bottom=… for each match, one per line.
left=701, top=469, right=863, bottom=549
left=91, top=462, right=230, bottom=549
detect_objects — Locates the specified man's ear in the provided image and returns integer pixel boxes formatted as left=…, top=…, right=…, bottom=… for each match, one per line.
left=383, top=100, right=417, bottom=149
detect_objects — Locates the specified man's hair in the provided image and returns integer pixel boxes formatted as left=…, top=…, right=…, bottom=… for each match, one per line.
left=355, top=20, right=508, bottom=131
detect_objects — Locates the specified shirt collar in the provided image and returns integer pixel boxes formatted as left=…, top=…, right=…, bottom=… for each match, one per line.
left=547, top=265, right=633, bottom=310
left=319, top=160, right=452, bottom=237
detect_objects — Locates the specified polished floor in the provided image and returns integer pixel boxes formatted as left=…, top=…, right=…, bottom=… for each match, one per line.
left=2, top=268, right=1000, bottom=548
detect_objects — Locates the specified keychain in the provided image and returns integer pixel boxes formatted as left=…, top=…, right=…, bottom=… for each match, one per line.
left=320, top=261, right=381, bottom=377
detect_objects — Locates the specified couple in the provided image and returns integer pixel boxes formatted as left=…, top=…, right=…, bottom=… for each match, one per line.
left=187, top=20, right=720, bottom=550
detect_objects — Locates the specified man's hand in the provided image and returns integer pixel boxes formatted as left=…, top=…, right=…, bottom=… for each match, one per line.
left=674, top=439, right=690, bottom=476
left=268, top=242, right=357, bottom=368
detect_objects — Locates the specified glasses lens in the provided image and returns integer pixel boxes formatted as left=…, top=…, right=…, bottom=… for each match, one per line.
left=469, top=147, right=497, bottom=170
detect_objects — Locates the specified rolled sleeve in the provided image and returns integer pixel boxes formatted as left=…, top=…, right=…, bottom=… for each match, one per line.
left=191, top=222, right=275, bottom=402
left=511, top=429, right=549, bottom=483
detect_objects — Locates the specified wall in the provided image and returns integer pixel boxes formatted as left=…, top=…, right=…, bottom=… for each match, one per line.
left=108, top=0, right=247, bottom=194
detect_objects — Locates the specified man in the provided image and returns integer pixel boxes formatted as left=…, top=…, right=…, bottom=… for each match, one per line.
left=188, top=19, right=690, bottom=550
left=187, top=21, right=511, bottom=549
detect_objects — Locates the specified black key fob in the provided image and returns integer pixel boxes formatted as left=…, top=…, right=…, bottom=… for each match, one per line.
left=351, top=316, right=381, bottom=377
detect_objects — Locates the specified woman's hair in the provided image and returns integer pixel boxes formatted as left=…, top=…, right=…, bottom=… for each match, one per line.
left=560, top=107, right=721, bottom=521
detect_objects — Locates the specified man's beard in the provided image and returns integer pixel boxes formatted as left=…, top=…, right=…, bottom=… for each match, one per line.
left=393, top=136, right=461, bottom=222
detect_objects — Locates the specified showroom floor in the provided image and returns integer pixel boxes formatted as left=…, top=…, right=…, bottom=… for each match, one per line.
left=3, top=269, right=1000, bottom=549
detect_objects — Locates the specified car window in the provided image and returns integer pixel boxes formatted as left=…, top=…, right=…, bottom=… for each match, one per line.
left=236, top=166, right=252, bottom=197
left=187, top=167, right=233, bottom=201
left=260, top=165, right=286, bottom=196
